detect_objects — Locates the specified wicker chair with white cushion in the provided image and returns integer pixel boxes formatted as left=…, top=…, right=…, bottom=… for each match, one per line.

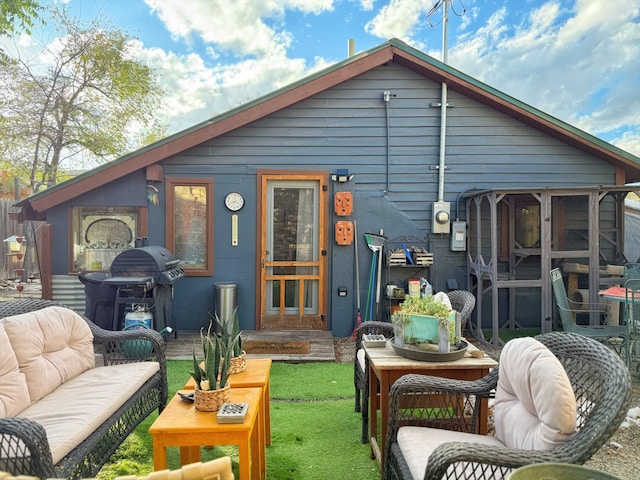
left=383, top=332, right=631, bottom=480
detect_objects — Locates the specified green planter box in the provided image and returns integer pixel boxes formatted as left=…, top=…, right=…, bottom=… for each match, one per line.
left=399, top=311, right=457, bottom=344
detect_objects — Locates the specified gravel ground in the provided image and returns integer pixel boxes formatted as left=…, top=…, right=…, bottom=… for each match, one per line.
left=335, top=336, right=640, bottom=479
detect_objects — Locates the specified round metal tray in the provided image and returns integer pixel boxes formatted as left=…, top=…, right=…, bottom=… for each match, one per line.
left=391, top=338, right=468, bottom=362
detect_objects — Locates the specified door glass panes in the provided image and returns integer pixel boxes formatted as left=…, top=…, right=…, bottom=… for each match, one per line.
left=272, top=187, right=316, bottom=262
left=266, top=181, right=319, bottom=314
left=270, top=270, right=318, bottom=309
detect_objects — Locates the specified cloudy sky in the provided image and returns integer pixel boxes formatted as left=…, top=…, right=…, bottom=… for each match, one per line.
left=5, top=0, right=640, bottom=157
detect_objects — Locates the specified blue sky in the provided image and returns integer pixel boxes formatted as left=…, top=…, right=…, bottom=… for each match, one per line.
left=5, top=0, right=640, bottom=159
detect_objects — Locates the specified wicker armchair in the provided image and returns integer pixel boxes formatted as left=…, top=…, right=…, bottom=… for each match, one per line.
left=445, top=290, right=475, bottom=334
left=0, top=299, right=168, bottom=479
left=354, top=320, right=395, bottom=443
left=383, top=331, right=631, bottom=480
left=354, top=291, right=476, bottom=444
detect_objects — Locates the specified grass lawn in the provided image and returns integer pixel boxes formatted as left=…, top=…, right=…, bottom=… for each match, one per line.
left=98, top=361, right=379, bottom=480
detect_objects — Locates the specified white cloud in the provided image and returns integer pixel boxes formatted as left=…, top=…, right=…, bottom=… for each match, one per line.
left=143, top=0, right=334, bottom=58
left=364, top=0, right=429, bottom=45
left=130, top=39, right=327, bottom=133
left=445, top=0, right=640, bottom=155
left=616, top=132, right=640, bottom=157
left=359, top=0, right=375, bottom=10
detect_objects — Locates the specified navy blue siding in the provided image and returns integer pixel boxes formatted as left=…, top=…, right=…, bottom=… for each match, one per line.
left=48, top=62, right=617, bottom=334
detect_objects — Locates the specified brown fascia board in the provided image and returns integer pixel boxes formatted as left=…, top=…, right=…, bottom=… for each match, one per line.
left=27, top=47, right=395, bottom=215
left=391, top=46, right=640, bottom=183
left=24, top=40, right=640, bottom=216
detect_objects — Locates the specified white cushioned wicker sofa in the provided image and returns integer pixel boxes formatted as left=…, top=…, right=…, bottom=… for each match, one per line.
left=0, top=299, right=168, bottom=480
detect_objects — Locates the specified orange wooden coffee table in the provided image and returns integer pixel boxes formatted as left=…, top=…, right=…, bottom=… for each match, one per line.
left=185, top=358, right=272, bottom=445
left=149, top=387, right=264, bottom=480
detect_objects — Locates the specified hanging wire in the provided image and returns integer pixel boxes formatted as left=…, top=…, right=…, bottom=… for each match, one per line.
left=426, top=0, right=466, bottom=27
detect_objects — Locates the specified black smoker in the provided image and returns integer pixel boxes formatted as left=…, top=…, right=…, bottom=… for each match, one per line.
left=80, top=246, right=184, bottom=332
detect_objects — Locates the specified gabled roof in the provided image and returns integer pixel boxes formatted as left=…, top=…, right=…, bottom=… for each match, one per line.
left=15, top=38, right=640, bottom=220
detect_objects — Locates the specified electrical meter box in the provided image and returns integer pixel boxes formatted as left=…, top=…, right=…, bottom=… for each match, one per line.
left=432, top=201, right=451, bottom=234
left=450, top=220, right=467, bottom=251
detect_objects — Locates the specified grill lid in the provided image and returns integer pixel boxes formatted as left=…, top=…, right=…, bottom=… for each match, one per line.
left=110, top=246, right=184, bottom=284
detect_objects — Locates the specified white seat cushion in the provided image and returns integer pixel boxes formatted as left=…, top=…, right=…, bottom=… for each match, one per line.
left=494, top=337, right=577, bottom=449
left=397, top=426, right=505, bottom=480
left=0, top=323, right=31, bottom=416
left=356, top=348, right=366, bottom=373
left=2, top=306, right=95, bottom=403
left=19, top=361, right=159, bottom=464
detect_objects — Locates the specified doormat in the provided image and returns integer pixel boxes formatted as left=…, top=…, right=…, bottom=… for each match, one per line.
left=244, top=340, right=310, bottom=354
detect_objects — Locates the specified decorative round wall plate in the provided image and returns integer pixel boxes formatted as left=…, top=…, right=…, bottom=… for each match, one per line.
left=85, top=218, right=133, bottom=246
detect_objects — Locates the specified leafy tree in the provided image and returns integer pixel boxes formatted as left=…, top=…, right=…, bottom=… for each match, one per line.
left=0, top=0, right=42, bottom=36
left=0, top=7, right=165, bottom=191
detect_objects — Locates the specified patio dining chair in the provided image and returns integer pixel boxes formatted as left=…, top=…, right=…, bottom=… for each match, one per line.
left=624, top=279, right=640, bottom=374
left=624, top=262, right=640, bottom=281
left=550, top=268, right=628, bottom=359
left=354, top=320, right=395, bottom=443
left=353, top=290, right=476, bottom=444
left=383, top=331, right=631, bottom=480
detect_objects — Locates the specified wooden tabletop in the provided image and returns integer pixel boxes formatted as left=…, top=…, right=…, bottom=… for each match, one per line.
left=364, top=339, right=498, bottom=370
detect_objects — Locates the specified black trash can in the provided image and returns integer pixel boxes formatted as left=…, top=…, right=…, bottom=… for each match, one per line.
left=79, top=272, right=117, bottom=330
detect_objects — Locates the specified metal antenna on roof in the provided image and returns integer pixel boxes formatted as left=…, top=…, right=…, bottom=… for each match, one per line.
left=426, top=0, right=466, bottom=64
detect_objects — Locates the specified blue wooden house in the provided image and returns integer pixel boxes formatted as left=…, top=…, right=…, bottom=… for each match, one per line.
left=13, top=39, right=640, bottom=340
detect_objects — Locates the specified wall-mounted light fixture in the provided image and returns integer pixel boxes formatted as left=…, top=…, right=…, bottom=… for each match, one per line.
left=331, top=169, right=353, bottom=183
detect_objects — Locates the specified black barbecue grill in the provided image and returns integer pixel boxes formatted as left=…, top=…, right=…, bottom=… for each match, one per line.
left=80, top=246, right=184, bottom=333
left=108, top=246, right=184, bottom=285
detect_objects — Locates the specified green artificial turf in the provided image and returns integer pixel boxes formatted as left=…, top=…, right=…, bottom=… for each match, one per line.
left=97, top=360, right=379, bottom=480
left=481, top=327, right=540, bottom=344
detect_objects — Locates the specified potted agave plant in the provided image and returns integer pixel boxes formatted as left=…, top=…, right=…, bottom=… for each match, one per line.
left=215, top=307, right=246, bottom=374
left=391, top=293, right=459, bottom=351
left=190, top=323, right=240, bottom=411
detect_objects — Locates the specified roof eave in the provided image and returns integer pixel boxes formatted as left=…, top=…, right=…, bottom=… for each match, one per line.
left=16, top=38, right=640, bottom=218
left=22, top=44, right=396, bottom=217
left=389, top=43, right=640, bottom=180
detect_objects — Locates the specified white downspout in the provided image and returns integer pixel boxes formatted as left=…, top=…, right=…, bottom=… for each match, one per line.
left=437, top=3, right=449, bottom=203
left=432, top=1, right=452, bottom=235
